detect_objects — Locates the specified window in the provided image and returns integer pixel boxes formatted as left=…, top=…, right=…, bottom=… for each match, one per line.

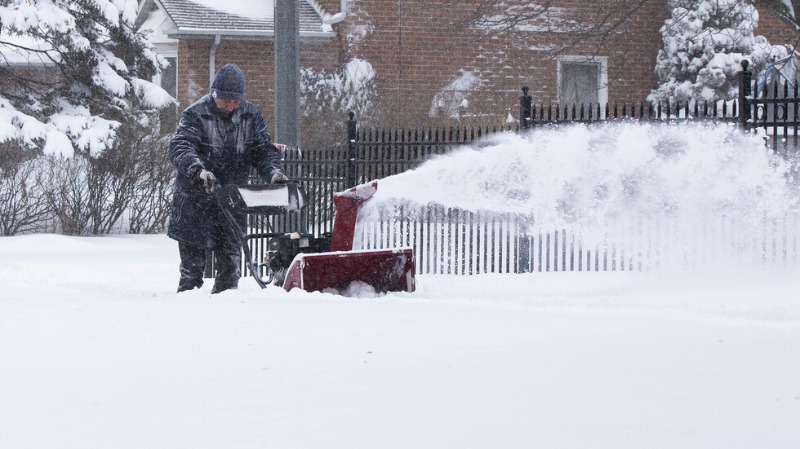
left=160, top=57, right=177, bottom=98
left=156, top=57, right=178, bottom=133
left=558, top=56, right=608, bottom=115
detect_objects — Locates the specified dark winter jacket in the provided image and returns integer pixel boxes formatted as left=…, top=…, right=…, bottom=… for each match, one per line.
left=167, top=94, right=284, bottom=248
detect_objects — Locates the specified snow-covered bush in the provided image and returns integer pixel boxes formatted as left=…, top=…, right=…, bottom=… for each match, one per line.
left=428, top=70, right=485, bottom=120
left=300, top=58, right=378, bottom=120
left=299, top=58, right=380, bottom=152
left=757, top=44, right=800, bottom=91
left=648, top=0, right=783, bottom=106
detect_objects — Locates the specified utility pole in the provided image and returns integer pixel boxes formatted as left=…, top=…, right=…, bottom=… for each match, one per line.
left=274, top=0, right=300, bottom=149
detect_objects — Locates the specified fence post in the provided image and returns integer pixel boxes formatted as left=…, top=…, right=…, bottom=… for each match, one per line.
left=346, top=111, right=358, bottom=188
left=519, top=86, right=532, bottom=130
left=738, top=60, right=752, bottom=129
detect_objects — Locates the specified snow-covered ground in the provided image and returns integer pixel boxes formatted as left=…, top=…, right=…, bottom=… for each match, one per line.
left=1, top=233, right=799, bottom=449
left=2, top=122, right=800, bottom=448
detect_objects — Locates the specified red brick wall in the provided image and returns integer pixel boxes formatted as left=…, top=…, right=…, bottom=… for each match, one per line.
left=332, top=0, right=673, bottom=124
left=336, top=0, right=484, bottom=124
left=600, top=1, right=671, bottom=106
left=755, top=7, right=800, bottom=51
left=176, top=37, right=338, bottom=132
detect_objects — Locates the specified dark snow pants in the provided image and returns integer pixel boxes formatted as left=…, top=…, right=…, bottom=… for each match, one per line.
left=177, top=236, right=241, bottom=294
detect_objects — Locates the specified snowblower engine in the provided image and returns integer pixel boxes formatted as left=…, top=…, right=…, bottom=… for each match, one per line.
left=265, top=232, right=331, bottom=287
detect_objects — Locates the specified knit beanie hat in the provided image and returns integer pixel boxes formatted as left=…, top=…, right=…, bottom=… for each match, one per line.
left=212, top=64, right=246, bottom=101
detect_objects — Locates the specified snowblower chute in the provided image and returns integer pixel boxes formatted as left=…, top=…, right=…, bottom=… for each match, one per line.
left=215, top=180, right=416, bottom=295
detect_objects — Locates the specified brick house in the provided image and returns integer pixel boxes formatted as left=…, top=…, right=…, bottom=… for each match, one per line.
left=136, top=0, right=799, bottom=134
left=135, top=0, right=338, bottom=127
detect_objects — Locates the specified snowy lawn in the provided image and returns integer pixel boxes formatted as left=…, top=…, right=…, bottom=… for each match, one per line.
left=1, top=233, right=799, bottom=448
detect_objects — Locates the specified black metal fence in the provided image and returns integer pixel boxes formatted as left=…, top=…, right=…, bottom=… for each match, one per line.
left=244, top=61, right=800, bottom=276
left=518, top=86, right=740, bottom=128
left=739, top=60, right=800, bottom=155
left=347, top=114, right=519, bottom=184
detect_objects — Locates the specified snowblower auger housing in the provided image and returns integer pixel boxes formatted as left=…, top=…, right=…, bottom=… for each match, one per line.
left=215, top=181, right=416, bottom=295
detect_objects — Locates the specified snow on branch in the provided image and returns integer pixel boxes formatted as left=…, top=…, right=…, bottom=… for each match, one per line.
left=0, top=0, right=174, bottom=157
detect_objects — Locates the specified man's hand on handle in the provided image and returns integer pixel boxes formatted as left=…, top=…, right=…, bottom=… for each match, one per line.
left=190, top=167, right=217, bottom=194
left=271, top=172, right=289, bottom=184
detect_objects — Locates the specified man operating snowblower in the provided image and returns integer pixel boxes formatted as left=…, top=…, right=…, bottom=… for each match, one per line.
left=167, top=63, right=289, bottom=294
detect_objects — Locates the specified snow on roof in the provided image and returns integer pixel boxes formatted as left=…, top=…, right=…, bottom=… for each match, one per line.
left=155, top=0, right=332, bottom=36
left=138, top=2, right=178, bottom=47
left=191, top=0, right=274, bottom=20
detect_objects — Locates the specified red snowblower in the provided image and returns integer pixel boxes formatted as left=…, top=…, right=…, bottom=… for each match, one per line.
left=214, top=180, right=416, bottom=295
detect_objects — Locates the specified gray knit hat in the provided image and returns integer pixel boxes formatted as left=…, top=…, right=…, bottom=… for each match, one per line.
left=211, top=64, right=246, bottom=101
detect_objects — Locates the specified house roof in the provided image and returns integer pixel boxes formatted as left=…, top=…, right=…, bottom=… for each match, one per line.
left=142, top=0, right=334, bottom=39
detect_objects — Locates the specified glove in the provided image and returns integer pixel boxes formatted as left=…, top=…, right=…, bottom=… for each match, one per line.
left=271, top=172, right=289, bottom=184
left=190, top=167, right=217, bottom=194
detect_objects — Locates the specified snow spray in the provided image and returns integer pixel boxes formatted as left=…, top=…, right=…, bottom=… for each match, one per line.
left=358, top=121, right=800, bottom=273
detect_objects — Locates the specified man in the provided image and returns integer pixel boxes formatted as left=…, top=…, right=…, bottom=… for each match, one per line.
left=168, top=63, right=288, bottom=294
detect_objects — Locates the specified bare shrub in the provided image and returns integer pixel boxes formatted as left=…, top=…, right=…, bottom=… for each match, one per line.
left=127, top=122, right=174, bottom=234
left=36, top=111, right=176, bottom=235
left=0, top=143, right=49, bottom=235
left=41, top=155, right=92, bottom=235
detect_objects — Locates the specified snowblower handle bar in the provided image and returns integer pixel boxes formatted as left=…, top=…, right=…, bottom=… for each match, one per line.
left=212, top=181, right=308, bottom=290
left=212, top=182, right=306, bottom=215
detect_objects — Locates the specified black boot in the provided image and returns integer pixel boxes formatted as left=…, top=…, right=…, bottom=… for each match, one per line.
left=177, top=278, right=203, bottom=292
left=211, top=240, right=241, bottom=294
left=177, top=242, right=207, bottom=293
left=210, top=281, right=238, bottom=294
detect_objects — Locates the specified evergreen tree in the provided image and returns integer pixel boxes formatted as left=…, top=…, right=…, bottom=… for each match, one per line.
left=648, top=0, right=781, bottom=106
left=0, top=0, right=173, bottom=157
